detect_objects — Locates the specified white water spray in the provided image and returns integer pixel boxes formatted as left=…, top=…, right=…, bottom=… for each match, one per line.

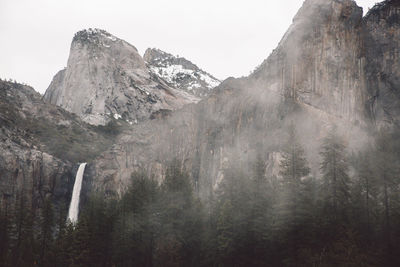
left=67, top=163, right=87, bottom=224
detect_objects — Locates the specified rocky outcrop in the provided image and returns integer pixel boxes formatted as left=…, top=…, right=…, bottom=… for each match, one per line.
left=4, top=0, right=400, bottom=201
left=0, top=79, right=118, bottom=211
left=144, top=48, right=220, bottom=97
left=251, top=0, right=365, bottom=123
left=0, top=80, right=72, bottom=210
left=90, top=0, right=400, bottom=198
left=363, top=0, right=400, bottom=126
left=90, top=73, right=369, bottom=199
left=248, top=0, right=400, bottom=127
left=44, top=29, right=199, bottom=125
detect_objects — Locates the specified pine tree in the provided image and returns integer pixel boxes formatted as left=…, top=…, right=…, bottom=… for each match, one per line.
left=38, top=198, right=55, bottom=266
left=53, top=201, right=70, bottom=267
left=320, top=126, right=350, bottom=223
left=216, top=200, right=234, bottom=266
left=374, top=128, right=400, bottom=263
left=0, top=202, right=11, bottom=266
left=113, top=171, right=159, bottom=267
left=278, top=123, right=310, bottom=222
left=280, top=124, right=310, bottom=185
left=278, top=123, right=311, bottom=265
left=70, top=218, right=92, bottom=266
left=248, top=155, right=274, bottom=265
left=351, top=150, right=379, bottom=240
left=10, top=191, right=35, bottom=266
left=157, top=160, right=203, bottom=267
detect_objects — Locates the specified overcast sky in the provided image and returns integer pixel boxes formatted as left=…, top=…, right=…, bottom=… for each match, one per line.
left=0, top=0, right=378, bottom=94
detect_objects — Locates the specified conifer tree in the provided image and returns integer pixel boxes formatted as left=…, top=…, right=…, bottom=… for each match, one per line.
left=157, top=160, right=203, bottom=267
left=374, top=128, right=400, bottom=261
left=248, top=155, right=274, bottom=264
left=10, top=191, right=35, bottom=266
left=351, top=150, right=379, bottom=238
left=278, top=123, right=310, bottom=222
left=320, top=126, right=350, bottom=223
left=38, top=198, right=55, bottom=266
left=0, top=203, right=11, bottom=266
left=280, top=124, right=310, bottom=186
left=113, top=171, right=159, bottom=267
left=278, top=123, right=311, bottom=265
left=216, top=200, right=234, bottom=265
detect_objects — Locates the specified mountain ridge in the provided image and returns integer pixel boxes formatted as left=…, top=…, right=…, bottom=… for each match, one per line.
left=144, top=48, right=220, bottom=97
left=89, top=0, right=400, bottom=196
left=43, top=28, right=201, bottom=125
left=3, top=0, right=400, bottom=201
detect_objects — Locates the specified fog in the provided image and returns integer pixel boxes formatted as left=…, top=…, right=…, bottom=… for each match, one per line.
left=0, top=0, right=377, bottom=93
left=1, top=0, right=398, bottom=266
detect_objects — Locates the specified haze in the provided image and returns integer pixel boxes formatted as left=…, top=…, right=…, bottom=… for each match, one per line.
left=0, top=0, right=378, bottom=94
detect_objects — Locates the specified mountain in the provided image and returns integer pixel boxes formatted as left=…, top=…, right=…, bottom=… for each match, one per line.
left=3, top=0, right=400, bottom=201
left=0, top=78, right=120, bottom=209
left=144, top=48, right=220, bottom=97
left=2, top=0, right=400, bottom=265
left=250, top=0, right=400, bottom=127
left=89, top=0, right=400, bottom=197
left=251, top=0, right=365, bottom=123
left=44, top=29, right=200, bottom=125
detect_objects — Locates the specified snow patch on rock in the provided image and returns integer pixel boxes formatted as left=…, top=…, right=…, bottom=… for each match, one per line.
left=144, top=48, right=220, bottom=98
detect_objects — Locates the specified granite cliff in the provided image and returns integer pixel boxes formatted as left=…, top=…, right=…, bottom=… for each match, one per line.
left=0, top=79, right=120, bottom=212
left=3, top=0, right=400, bottom=200
left=363, top=0, right=400, bottom=125
left=251, top=0, right=365, bottom=123
left=88, top=0, right=400, bottom=197
left=44, top=29, right=200, bottom=125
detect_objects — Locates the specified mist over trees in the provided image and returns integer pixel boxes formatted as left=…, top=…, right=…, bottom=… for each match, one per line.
left=1, top=125, right=400, bottom=266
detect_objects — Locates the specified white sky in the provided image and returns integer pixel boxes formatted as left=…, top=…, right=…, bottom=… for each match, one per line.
left=0, top=0, right=379, bottom=94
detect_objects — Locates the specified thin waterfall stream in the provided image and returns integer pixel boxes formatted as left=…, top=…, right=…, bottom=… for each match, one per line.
left=67, top=163, right=87, bottom=223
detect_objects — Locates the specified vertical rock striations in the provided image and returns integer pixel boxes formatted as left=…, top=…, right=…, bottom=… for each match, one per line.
left=90, top=0, right=400, bottom=197
left=0, top=80, right=73, bottom=212
left=6, top=0, right=400, bottom=199
left=251, top=0, right=365, bottom=123
left=0, top=79, right=118, bottom=213
left=363, top=0, right=400, bottom=125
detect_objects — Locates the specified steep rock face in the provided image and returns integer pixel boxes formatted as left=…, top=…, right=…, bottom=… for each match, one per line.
left=90, top=78, right=287, bottom=197
left=144, top=48, right=220, bottom=97
left=0, top=81, right=73, bottom=210
left=0, top=79, right=119, bottom=211
left=89, top=0, right=387, bottom=197
left=363, top=0, right=400, bottom=125
left=251, top=0, right=366, bottom=123
left=90, top=75, right=369, bottom=198
left=44, top=29, right=199, bottom=125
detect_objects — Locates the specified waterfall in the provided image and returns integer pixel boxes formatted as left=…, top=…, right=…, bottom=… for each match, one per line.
left=67, top=163, right=87, bottom=224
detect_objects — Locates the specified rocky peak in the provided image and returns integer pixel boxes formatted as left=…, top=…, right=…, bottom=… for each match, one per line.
left=365, top=0, right=400, bottom=18
left=249, top=0, right=400, bottom=126
left=250, top=0, right=364, bottom=123
left=73, top=28, right=118, bottom=44
left=90, top=0, right=380, bottom=197
left=293, top=0, right=361, bottom=21
left=44, top=29, right=199, bottom=126
left=69, top=28, right=147, bottom=72
left=144, top=48, right=220, bottom=97
left=144, top=48, right=197, bottom=70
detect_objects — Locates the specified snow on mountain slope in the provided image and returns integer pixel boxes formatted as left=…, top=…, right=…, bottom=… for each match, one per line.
left=44, top=29, right=199, bottom=126
left=144, top=48, right=220, bottom=98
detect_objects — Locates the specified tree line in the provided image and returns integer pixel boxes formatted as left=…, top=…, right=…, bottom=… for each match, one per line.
left=1, top=125, right=400, bottom=266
